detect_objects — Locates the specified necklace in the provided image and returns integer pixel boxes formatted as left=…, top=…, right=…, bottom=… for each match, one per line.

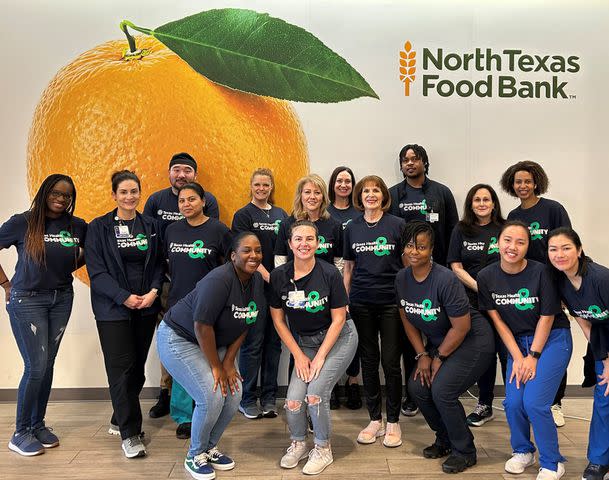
left=252, top=201, right=271, bottom=218
left=364, top=212, right=383, bottom=228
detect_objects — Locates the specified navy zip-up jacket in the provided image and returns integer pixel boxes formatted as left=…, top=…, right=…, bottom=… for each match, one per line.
left=85, top=210, right=164, bottom=321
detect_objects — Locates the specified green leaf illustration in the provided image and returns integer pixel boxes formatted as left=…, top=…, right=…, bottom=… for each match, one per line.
left=124, top=8, right=378, bottom=103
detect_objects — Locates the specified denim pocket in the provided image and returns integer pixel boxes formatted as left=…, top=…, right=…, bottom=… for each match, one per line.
left=299, top=329, right=328, bottom=348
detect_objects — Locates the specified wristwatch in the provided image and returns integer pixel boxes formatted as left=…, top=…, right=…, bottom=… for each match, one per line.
left=529, top=349, right=541, bottom=359
left=433, top=349, right=448, bottom=362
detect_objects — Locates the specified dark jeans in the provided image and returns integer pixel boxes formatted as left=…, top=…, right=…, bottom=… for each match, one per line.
left=97, top=312, right=157, bottom=440
left=401, top=329, right=416, bottom=399
left=350, top=304, right=403, bottom=423
left=239, top=303, right=282, bottom=408
left=476, top=312, right=508, bottom=407
left=409, top=338, right=493, bottom=457
left=7, top=287, right=73, bottom=433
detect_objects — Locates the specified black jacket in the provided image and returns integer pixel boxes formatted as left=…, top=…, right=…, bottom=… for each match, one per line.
left=85, top=210, right=164, bottom=321
left=388, top=176, right=458, bottom=266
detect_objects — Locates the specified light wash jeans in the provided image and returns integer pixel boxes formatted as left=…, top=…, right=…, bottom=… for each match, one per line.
left=157, top=321, right=241, bottom=457
left=285, top=319, right=358, bottom=447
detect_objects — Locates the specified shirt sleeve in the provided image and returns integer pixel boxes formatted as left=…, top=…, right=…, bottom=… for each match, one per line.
left=230, top=208, right=251, bottom=234
left=539, top=266, right=563, bottom=316
left=328, top=266, right=349, bottom=308
left=219, top=223, right=232, bottom=259
left=477, top=269, right=494, bottom=311
left=443, top=187, right=459, bottom=246
left=274, top=220, right=288, bottom=256
left=342, top=222, right=355, bottom=261
left=143, top=194, right=156, bottom=218
left=204, top=192, right=220, bottom=219
left=440, top=270, right=470, bottom=317
left=0, top=214, right=25, bottom=248
left=193, top=274, right=230, bottom=325
left=332, top=220, right=343, bottom=260
left=553, top=202, right=572, bottom=229
left=446, top=226, right=463, bottom=265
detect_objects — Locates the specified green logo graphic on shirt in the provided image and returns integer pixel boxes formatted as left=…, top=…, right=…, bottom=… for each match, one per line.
left=305, top=291, right=326, bottom=313
left=515, top=288, right=535, bottom=311
left=421, top=299, right=438, bottom=322
left=273, top=219, right=282, bottom=235
left=59, top=230, right=76, bottom=247
left=246, top=301, right=258, bottom=324
left=374, top=236, right=391, bottom=257
left=135, top=233, right=149, bottom=251
left=188, top=240, right=206, bottom=259
left=587, top=305, right=609, bottom=320
left=488, top=236, right=499, bottom=254
left=420, top=199, right=428, bottom=215
left=529, top=222, right=543, bottom=241
left=315, top=235, right=329, bottom=255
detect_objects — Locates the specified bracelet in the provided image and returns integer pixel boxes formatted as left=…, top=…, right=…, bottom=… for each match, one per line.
left=414, top=351, right=429, bottom=360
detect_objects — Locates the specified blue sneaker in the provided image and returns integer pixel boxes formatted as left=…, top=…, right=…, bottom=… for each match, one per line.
left=8, top=431, right=45, bottom=456
left=184, top=453, right=215, bottom=480
left=206, top=447, right=235, bottom=470
left=32, top=424, right=59, bottom=448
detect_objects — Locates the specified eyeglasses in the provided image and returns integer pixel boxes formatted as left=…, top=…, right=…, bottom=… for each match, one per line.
left=49, top=190, right=73, bottom=201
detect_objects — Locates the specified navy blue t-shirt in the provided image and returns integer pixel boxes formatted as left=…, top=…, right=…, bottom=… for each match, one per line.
left=447, top=223, right=501, bottom=280
left=231, top=203, right=288, bottom=274
left=507, top=198, right=571, bottom=264
left=343, top=213, right=404, bottom=305
left=114, top=216, right=149, bottom=294
left=275, top=215, right=342, bottom=265
left=164, top=262, right=265, bottom=347
left=327, top=204, right=360, bottom=230
left=143, top=187, right=220, bottom=233
left=395, top=263, right=494, bottom=351
left=0, top=212, right=87, bottom=291
left=270, top=260, right=349, bottom=336
left=557, top=262, right=609, bottom=360
left=395, top=183, right=427, bottom=223
left=477, top=260, right=570, bottom=336
left=165, top=218, right=231, bottom=307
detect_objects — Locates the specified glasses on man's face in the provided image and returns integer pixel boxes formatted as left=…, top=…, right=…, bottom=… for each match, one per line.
left=49, top=190, right=73, bottom=201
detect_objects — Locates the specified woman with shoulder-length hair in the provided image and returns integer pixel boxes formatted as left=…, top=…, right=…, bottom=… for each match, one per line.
left=1, top=174, right=86, bottom=456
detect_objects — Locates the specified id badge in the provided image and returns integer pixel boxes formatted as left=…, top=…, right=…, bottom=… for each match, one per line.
left=114, top=225, right=130, bottom=238
left=288, top=290, right=307, bottom=309
left=426, top=212, right=439, bottom=223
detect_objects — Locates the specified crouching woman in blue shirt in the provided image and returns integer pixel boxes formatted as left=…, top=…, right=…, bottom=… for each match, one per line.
left=156, top=232, right=266, bottom=480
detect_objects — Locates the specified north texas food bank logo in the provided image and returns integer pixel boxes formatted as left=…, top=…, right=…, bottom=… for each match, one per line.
left=399, top=40, right=580, bottom=99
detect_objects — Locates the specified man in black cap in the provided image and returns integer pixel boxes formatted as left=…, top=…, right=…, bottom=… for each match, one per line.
left=143, top=152, right=219, bottom=426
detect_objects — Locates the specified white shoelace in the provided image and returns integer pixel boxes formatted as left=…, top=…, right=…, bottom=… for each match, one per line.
left=473, top=403, right=489, bottom=416
left=193, top=452, right=209, bottom=467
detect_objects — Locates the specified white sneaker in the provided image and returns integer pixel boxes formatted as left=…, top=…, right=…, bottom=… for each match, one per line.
left=302, top=444, right=333, bottom=475
left=356, top=420, right=385, bottom=444
left=383, top=421, right=402, bottom=448
left=505, top=452, right=536, bottom=474
left=108, top=423, right=120, bottom=436
left=536, top=462, right=565, bottom=480
left=551, top=404, right=566, bottom=427
left=280, top=441, right=309, bottom=469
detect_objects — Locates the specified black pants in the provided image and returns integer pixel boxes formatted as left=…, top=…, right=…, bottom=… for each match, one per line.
left=476, top=312, right=508, bottom=407
left=409, top=339, right=494, bottom=457
left=97, top=312, right=157, bottom=440
left=401, top=329, right=417, bottom=399
left=350, top=304, right=403, bottom=423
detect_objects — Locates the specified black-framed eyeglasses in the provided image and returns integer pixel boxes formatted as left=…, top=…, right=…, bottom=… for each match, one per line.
left=49, top=190, right=73, bottom=201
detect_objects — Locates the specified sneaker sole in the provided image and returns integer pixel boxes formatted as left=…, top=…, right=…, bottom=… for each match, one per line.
left=467, top=413, right=495, bottom=427
left=423, top=448, right=452, bottom=459
left=303, top=457, right=333, bottom=475
left=401, top=409, right=419, bottom=417
left=238, top=407, right=262, bottom=420
left=108, top=426, right=120, bottom=436
left=209, top=460, right=235, bottom=471
left=184, top=460, right=216, bottom=480
left=280, top=451, right=309, bottom=469
left=39, top=440, right=59, bottom=448
left=8, top=441, right=45, bottom=457
left=504, top=457, right=535, bottom=474
left=122, top=446, right=147, bottom=459
left=262, top=410, right=278, bottom=419
left=442, top=458, right=477, bottom=473
left=383, top=438, right=403, bottom=448
left=356, top=429, right=386, bottom=445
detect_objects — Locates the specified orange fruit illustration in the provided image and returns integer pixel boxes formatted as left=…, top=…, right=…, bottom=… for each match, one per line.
left=26, top=36, right=308, bottom=283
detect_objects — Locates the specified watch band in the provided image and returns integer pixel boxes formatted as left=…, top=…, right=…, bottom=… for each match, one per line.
left=529, top=349, right=541, bottom=359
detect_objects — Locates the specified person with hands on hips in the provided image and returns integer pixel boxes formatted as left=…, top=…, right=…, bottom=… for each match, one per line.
left=547, top=227, right=609, bottom=480
left=157, top=231, right=266, bottom=480
left=85, top=170, right=164, bottom=459
left=477, top=220, right=572, bottom=480
left=270, top=220, right=357, bottom=476
left=396, top=221, right=494, bottom=474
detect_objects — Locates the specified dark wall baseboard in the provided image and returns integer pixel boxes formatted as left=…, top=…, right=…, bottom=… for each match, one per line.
left=0, top=384, right=594, bottom=402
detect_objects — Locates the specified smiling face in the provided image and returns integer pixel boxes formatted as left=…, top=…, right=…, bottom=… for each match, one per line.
left=178, top=188, right=206, bottom=219
left=499, top=225, right=529, bottom=266
left=471, top=187, right=494, bottom=223
left=112, top=179, right=140, bottom=212
left=548, top=233, right=581, bottom=274
left=301, top=181, right=323, bottom=215
left=46, top=180, right=74, bottom=217
left=361, top=181, right=383, bottom=212
left=404, top=232, right=433, bottom=267
left=288, top=225, right=318, bottom=261
left=334, top=170, right=353, bottom=200
left=513, top=170, right=537, bottom=202
left=169, top=164, right=197, bottom=190
left=251, top=174, right=273, bottom=203
left=400, top=149, right=425, bottom=179
left=231, top=234, right=263, bottom=276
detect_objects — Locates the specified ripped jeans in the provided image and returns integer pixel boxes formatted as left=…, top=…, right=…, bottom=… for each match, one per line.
left=285, top=320, right=357, bottom=447
left=7, top=287, right=73, bottom=433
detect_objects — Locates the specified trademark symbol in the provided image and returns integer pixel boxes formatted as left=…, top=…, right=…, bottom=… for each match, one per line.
left=569, top=94, right=576, bottom=99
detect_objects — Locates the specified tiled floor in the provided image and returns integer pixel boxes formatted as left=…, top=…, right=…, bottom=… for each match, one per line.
left=0, top=397, right=594, bottom=479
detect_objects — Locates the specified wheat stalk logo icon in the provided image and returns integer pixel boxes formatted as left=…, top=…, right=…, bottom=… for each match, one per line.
left=400, top=41, right=416, bottom=96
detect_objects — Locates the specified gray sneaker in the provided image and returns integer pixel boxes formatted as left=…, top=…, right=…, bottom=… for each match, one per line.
left=280, top=440, right=309, bottom=469
left=302, top=444, right=333, bottom=475
left=238, top=404, right=262, bottom=419
left=121, top=435, right=146, bottom=458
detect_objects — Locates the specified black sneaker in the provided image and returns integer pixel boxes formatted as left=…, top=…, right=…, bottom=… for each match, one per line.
left=148, top=388, right=170, bottom=418
left=442, top=454, right=477, bottom=473
left=423, top=443, right=451, bottom=459
left=466, top=403, right=494, bottom=427
left=330, top=384, right=340, bottom=410
left=582, top=462, right=609, bottom=480
left=401, top=399, right=419, bottom=417
left=345, top=381, right=362, bottom=409
left=176, top=422, right=191, bottom=439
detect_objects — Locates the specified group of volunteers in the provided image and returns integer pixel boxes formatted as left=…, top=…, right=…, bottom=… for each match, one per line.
left=0, top=145, right=607, bottom=480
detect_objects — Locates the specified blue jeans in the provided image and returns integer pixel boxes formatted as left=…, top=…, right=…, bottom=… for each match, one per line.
left=504, top=328, right=572, bottom=471
left=7, top=287, right=73, bottom=433
left=157, top=321, right=241, bottom=458
left=588, top=360, right=609, bottom=465
left=239, top=303, right=281, bottom=408
left=285, top=320, right=358, bottom=447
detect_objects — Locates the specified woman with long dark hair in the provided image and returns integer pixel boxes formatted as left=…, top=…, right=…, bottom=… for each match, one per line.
left=85, top=170, right=164, bottom=458
left=547, top=228, right=609, bottom=480
left=1, top=174, right=86, bottom=456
